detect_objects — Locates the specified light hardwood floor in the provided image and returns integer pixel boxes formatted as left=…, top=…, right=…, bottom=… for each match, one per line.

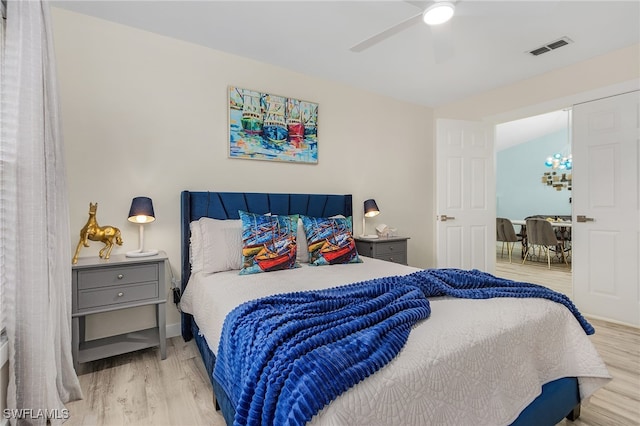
left=66, top=337, right=224, bottom=426
left=65, top=253, right=639, bottom=425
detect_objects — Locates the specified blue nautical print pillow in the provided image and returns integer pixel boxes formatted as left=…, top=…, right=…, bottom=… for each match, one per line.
left=239, top=211, right=300, bottom=275
left=301, top=215, right=362, bottom=266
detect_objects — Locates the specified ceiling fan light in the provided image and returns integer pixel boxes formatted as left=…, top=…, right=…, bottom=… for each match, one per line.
left=423, top=2, right=455, bottom=26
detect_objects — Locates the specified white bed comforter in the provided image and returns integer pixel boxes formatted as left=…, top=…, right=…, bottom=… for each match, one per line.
left=180, top=258, right=611, bottom=426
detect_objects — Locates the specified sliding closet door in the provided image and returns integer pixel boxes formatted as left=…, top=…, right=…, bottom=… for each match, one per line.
left=572, top=90, right=639, bottom=327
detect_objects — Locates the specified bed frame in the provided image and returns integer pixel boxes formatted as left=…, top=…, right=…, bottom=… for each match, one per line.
left=180, top=190, right=581, bottom=425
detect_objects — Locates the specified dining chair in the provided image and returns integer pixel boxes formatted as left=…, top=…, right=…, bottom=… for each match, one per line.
left=554, top=223, right=572, bottom=263
left=523, top=219, right=569, bottom=269
left=496, top=218, right=522, bottom=263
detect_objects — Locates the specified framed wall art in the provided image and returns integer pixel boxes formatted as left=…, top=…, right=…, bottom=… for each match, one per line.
left=228, top=86, right=318, bottom=164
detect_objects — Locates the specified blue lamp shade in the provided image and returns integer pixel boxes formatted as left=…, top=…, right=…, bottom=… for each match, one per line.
left=127, top=197, right=156, bottom=224
left=364, top=199, right=380, bottom=218
left=126, top=196, right=158, bottom=257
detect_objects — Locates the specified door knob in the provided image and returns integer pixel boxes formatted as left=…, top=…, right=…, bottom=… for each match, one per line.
left=576, top=215, right=594, bottom=223
left=439, top=215, right=456, bottom=221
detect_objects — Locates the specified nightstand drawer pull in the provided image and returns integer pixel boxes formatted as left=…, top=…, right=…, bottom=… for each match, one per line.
left=117, top=274, right=124, bottom=280
left=117, top=292, right=124, bottom=297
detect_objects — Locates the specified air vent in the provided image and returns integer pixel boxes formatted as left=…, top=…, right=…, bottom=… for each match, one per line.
left=528, top=37, right=573, bottom=56
left=530, top=46, right=551, bottom=56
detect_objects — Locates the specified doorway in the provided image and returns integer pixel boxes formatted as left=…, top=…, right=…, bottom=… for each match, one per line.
left=494, top=110, right=573, bottom=296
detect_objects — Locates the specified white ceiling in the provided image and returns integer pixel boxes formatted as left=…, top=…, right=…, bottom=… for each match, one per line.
left=53, top=0, right=640, bottom=109
left=51, top=1, right=637, bottom=151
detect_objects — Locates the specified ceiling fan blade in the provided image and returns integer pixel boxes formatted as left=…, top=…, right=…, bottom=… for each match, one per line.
left=350, top=12, right=423, bottom=52
left=404, top=0, right=430, bottom=10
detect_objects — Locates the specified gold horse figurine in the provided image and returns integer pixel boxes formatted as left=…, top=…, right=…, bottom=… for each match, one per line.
left=72, top=202, right=123, bottom=264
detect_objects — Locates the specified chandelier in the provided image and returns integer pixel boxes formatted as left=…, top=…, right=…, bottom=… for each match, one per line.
left=541, top=109, right=572, bottom=191
left=542, top=153, right=572, bottom=191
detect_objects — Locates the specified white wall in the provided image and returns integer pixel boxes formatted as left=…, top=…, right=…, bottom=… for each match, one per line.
left=496, top=130, right=573, bottom=220
left=51, top=8, right=435, bottom=339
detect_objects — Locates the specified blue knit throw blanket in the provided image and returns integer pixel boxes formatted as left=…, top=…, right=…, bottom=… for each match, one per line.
left=214, top=268, right=593, bottom=426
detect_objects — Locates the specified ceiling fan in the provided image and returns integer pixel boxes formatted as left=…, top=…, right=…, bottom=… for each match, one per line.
left=349, top=1, right=555, bottom=62
left=349, top=1, right=459, bottom=58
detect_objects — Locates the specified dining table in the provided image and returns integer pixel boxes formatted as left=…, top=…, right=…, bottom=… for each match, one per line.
left=511, top=219, right=572, bottom=228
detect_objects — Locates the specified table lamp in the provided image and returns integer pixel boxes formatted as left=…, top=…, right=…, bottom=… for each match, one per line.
left=362, top=199, right=380, bottom=239
left=126, top=196, right=158, bottom=257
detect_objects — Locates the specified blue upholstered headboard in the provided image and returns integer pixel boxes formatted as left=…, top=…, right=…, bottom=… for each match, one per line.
left=180, top=191, right=353, bottom=340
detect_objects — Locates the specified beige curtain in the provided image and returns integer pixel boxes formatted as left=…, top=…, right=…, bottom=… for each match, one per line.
left=1, top=1, right=82, bottom=424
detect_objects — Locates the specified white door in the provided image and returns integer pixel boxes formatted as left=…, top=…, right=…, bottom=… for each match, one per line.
left=572, top=90, right=639, bottom=327
left=436, top=119, right=495, bottom=272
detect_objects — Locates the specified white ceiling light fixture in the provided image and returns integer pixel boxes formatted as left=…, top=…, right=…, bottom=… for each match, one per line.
left=422, top=2, right=455, bottom=26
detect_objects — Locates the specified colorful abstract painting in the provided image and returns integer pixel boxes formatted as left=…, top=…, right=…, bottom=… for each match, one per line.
left=228, top=86, right=318, bottom=164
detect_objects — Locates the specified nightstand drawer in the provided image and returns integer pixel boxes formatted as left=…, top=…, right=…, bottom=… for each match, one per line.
left=376, top=252, right=407, bottom=265
left=77, top=264, right=158, bottom=290
left=77, top=281, right=159, bottom=310
left=373, top=241, right=406, bottom=255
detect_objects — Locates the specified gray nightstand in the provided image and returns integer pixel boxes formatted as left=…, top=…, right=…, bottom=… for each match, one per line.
left=71, top=251, right=168, bottom=372
left=355, top=236, right=409, bottom=265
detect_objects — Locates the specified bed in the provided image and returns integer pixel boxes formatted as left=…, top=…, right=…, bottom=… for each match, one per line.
left=179, top=190, right=610, bottom=426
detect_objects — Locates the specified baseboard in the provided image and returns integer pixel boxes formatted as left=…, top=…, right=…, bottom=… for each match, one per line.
left=584, top=314, right=640, bottom=330
left=166, top=322, right=181, bottom=339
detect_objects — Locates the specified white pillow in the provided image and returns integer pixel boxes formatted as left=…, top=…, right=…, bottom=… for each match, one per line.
left=199, top=217, right=244, bottom=273
left=296, top=218, right=309, bottom=263
left=189, top=220, right=204, bottom=273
